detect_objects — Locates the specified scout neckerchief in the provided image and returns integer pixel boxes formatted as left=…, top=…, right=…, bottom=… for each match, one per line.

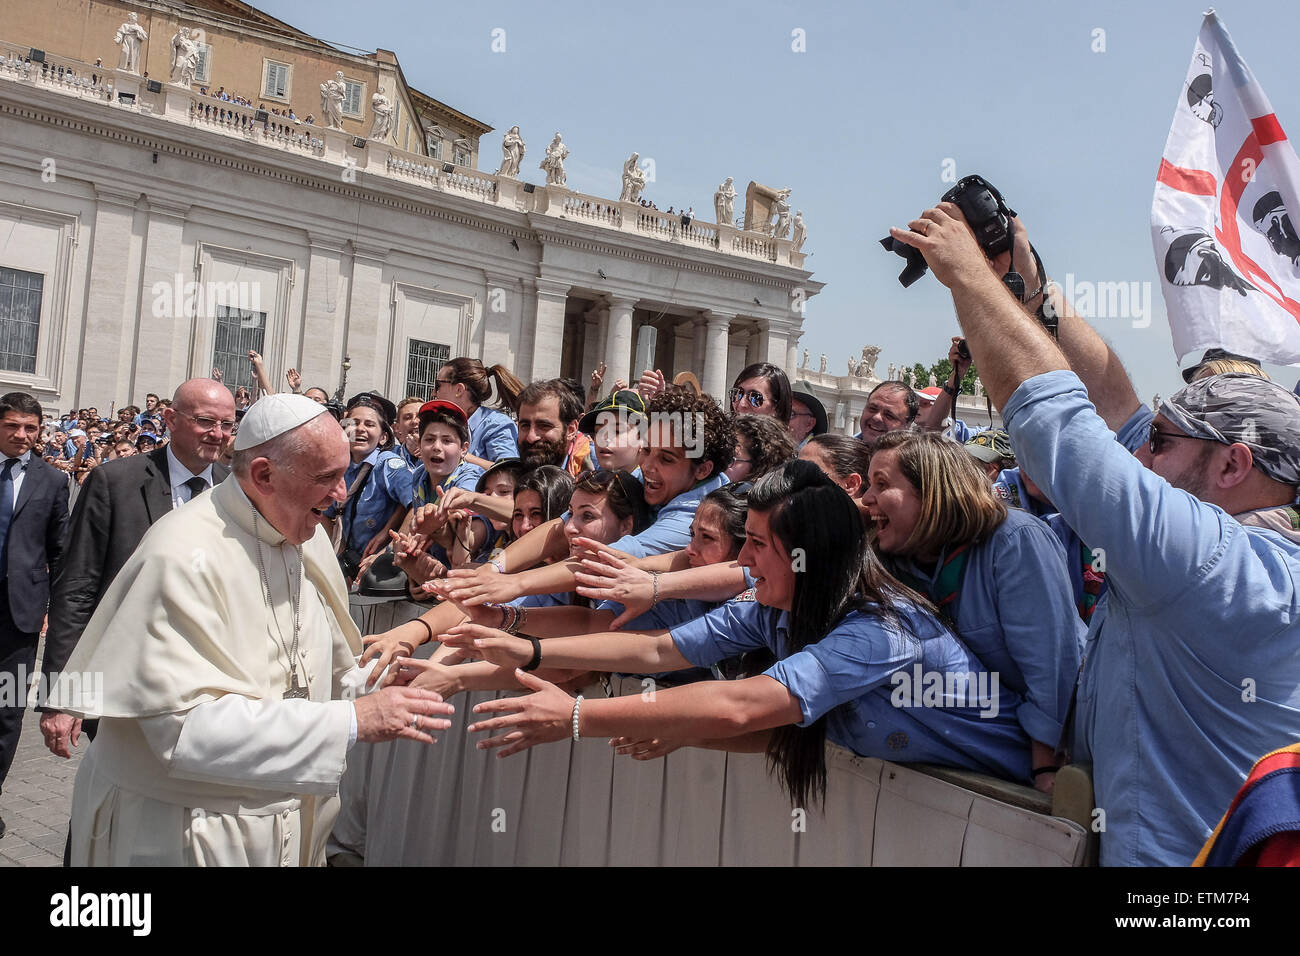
left=413, top=459, right=471, bottom=507
left=896, top=543, right=971, bottom=623
left=1079, top=541, right=1106, bottom=622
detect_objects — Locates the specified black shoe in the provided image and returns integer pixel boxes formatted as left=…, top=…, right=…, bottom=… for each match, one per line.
left=0, top=814, right=6, bottom=840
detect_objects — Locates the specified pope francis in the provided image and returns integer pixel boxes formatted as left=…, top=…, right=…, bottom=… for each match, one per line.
left=49, top=395, right=453, bottom=866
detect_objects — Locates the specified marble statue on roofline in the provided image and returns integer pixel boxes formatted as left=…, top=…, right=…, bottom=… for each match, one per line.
left=714, top=177, right=736, bottom=226
left=887, top=363, right=897, bottom=381
left=859, top=345, right=880, bottom=380
left=847, top=355, right=858, bottom=376
left=320, top=71, right=346, bottom=129
left=819, top=354, right=828, bottom=374
left=791, top=210, right=807, bottom=254
left=169, top=28, right=200, bottom=88
left=771, top=189, right=793, bottom=239
left=620, top=153, right=647, bottom=203
left=114, top=13, right=148, bottom=73
left=540, top=133, right=568, bottom=186
left=497, top=126, right=525, bottom=178
left=370, top=92, right=394, bottom=142
left=801, top=349, right=809, bottom=369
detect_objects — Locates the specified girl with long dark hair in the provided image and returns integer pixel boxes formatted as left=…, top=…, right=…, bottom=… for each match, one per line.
left=441, top=460, right=1031, bottom=806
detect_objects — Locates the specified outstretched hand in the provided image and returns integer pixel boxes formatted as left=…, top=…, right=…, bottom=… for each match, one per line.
left=467, top=669, right=575, bottom=757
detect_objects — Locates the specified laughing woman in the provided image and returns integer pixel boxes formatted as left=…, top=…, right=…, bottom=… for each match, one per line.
left=862, top=430, right=1083, bottom=793
left=440, top=461, right=1032, bottom=806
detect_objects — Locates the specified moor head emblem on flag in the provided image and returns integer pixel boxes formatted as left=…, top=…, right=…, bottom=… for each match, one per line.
left=1162, top=227, right=1255, bottom=296
left=1251, top=191, right=1300, bottom=268
left=1187, top=73, right=1223, bottom=128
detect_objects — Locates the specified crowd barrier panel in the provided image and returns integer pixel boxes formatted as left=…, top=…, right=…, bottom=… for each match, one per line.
left=338, top=598, right=1092, bottom=866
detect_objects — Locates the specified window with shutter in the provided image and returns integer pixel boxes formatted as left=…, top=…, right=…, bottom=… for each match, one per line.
left=343, top=80, right=363, bottom=117
left=263, top=61, right=289, bottom=99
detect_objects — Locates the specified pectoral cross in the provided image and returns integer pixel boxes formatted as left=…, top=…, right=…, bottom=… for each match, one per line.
left=284, top=672, right=309, bottom=700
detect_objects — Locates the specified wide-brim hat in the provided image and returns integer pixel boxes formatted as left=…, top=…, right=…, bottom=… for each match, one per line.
left=345, top=391, right=398, bottom=426
left=791, top=386, right=828, bottom=435
left=358, top=550, right=409, bottom=597
left=964, top=428, right=1014, bottom=463
left=475, top=456, right=526, bottom=493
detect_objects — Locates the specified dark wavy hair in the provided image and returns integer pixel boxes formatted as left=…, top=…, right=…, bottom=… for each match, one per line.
left=747, top=460, right=934, bottom=808
left=805, top=434, right=871, bottom=485
left=732, top=412, right=796, bottom=480
left=644, top=385, right=734, bottom=478
left=518, top=379, right=584, bottom=426
left=699, top=485, right=748, bottom=556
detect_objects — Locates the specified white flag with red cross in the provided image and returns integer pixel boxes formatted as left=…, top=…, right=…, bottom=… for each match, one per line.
left=1152, top=10, right=1300, bottom=367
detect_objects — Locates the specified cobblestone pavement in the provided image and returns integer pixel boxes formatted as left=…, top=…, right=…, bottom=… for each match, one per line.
left=0, top=642, right=81, bottom=867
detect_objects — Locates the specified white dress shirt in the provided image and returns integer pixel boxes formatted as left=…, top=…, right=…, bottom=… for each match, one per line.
left=1, top=449, right=32, bottom=507
left=165, top=446, right=215, bottom=509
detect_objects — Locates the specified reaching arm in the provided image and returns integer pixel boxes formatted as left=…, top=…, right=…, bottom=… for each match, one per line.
left=468, top=670, right=802, bottom=756
left=442, top=622, right=690, bottom=674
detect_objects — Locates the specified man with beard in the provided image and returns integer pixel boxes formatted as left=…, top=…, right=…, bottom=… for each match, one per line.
left=516, top=379, right=595, bottom=477
left=890, top=198, right=1300, bottom=867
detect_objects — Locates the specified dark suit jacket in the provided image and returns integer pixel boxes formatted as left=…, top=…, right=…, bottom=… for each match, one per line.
left=1, top=454, right=69, bottom=635
left=39, top=447, right=229, bottom=692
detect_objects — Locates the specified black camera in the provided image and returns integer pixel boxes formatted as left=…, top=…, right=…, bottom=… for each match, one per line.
left=880, top=174, right=1018, bottom=287
left=881, top=174, right=1056, bottom=337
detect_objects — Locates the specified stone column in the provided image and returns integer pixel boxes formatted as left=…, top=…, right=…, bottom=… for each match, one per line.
left=300, top=235, right=347, bottom=394
left=787, top=331, right=802, bottom=379
left=77, top=184, right=141, bottom=407
left=344, top=241, right=388, bottom=397
left=482, top=273, right=518, bottom=369
left=530, top=278, right=571, bottom=380
left=136, top=197, right=191, bottom=393
left=700, top=310, right=734, bottom=401
left=671, top=319, right=695, bottom=379
left=692, top=315, right=709, bottom=377
left=603, top=294, right=636, bottom=388
left=756, top=322, right=789, bottom=370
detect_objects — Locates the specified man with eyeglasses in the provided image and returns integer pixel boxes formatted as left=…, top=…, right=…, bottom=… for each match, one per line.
left=37, top=379, right=234, bottom=785
left=891, top=200, right=1300, bottom=867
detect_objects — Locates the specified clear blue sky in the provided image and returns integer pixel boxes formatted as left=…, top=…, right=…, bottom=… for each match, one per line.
left=265, top=0, right=1300, bottom=401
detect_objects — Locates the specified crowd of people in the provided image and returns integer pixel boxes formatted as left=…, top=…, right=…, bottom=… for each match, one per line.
left=5, top=201, right=1299, bottom=868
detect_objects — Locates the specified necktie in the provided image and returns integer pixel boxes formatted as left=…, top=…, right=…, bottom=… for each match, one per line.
left=0, top=458, right=15, bottom=571
left=183, top=476, right=209, bottom=503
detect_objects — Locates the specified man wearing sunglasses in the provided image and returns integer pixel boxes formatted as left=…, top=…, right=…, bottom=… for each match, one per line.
left=892, top=200, right=1300, bottom=867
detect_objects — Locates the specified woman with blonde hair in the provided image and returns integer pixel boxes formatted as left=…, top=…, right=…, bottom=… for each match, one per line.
left=433, top=357, right=525, bottom=468
left=863, top=430, right=1083, bottom=793
left=1193, top=358, right=1268, bottom=381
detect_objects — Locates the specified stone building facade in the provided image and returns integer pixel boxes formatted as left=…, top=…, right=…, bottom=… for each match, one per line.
left=0, top=0, right=819, bottom=411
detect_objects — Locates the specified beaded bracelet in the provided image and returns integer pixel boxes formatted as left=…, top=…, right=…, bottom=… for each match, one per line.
left=571, top=694, right=584, bottom=741
left=650, top=571, right=661, bottom=607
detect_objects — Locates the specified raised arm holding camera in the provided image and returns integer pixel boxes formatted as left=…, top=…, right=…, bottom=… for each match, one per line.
left=890, top=196, right=1300, bottom=867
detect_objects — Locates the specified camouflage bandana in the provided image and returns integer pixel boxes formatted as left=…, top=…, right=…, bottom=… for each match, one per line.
left=1161, top=372, right=1300, bottom=486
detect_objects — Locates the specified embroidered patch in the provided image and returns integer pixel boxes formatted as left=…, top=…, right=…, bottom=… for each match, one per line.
left=887, top=731, right=909, bottom=751
left=387, top=457, right=407, bottom=470
left=734, top=587, right=758, bottom=602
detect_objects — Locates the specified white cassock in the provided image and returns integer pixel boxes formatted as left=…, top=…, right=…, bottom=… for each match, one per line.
left=50, top=476, right=370, bottom=866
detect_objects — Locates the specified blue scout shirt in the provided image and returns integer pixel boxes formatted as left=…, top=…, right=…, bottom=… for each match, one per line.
left=670, top=600, right=1031, bottom=781
left=467, top=405, right=519, bottom=463
left=410, top=459, right=485, bottom=507
left=1004, top=370, right=1300, bottom=866
left=605, top=472, right=730, bottom=559
left=891, top=508, right=1083, bottom=748
left=600, top=595, right=721, bottom=686
left=334, top=448, right=414, bottom=553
